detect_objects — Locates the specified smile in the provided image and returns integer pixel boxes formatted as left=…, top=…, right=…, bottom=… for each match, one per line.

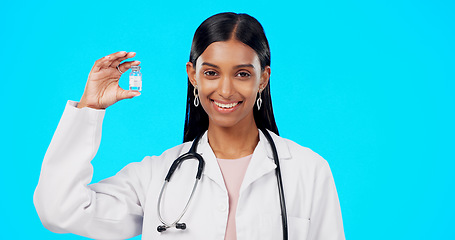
left=213, top=100, right=240, bottom=109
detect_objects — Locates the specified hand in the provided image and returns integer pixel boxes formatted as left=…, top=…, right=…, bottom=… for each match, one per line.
left=78, top=51, right=141, bottom=109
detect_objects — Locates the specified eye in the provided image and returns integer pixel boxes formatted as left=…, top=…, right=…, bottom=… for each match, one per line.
left=236, top=71, right=251, bottom=78
left=204, top=70, right=218, bottom=77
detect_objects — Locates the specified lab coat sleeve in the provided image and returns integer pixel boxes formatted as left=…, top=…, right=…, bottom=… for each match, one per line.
left=307, top=159, right=345, bottom=240
left=34, top=101, right=145, bottom=239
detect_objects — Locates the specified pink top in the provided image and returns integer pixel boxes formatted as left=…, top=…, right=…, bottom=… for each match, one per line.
left=217, top=154, right=253, bottom=240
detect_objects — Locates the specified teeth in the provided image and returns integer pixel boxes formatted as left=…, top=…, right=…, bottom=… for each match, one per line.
left=214, top=101, right=239, bottom=109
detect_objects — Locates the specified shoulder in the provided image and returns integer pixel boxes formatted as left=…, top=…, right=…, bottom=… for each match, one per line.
left=270, top=132, right=330, bottom=172
left=270, top=135, right=338, bottom=194
left=110, top=141, right=193, bottom=198
left=117, top=141, right=193, bottom=182
left=139, top=141, right=193, bottom=168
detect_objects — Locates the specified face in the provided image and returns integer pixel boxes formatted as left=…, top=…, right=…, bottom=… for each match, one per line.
left=186, top=39, right=270, bottom=129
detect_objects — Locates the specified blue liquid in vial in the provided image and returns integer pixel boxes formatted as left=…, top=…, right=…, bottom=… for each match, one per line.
left=130, top=86, right=142, bottom=91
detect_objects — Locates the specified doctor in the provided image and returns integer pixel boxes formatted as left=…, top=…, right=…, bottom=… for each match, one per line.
left=34, top=12, right=345, bottom=240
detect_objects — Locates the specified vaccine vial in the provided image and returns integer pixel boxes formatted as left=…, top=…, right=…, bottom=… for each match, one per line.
left=129, top=66, right=142, bottom=91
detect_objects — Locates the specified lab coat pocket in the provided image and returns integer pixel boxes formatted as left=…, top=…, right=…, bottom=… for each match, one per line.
left=258, top=214, right=310, bottom=240
left=288, top=216, right=310, bottom=240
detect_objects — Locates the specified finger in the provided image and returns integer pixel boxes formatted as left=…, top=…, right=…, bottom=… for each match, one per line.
left=118, top=60, right=141, bottom=74
left=109, top=52, right=136, bottom=68
left=117, top=88, right=141, bottom=101
left=101, top=51, right=129, bottom=69
left=92, top=55, right=114, bottom=72
left=93, top=51, right=131, bottom=72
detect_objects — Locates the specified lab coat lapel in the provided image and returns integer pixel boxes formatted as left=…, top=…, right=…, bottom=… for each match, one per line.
left=197, top=132, right=227, bottom=192
left=239, top=140, right=275, bottom=194
left=196, top=130, right=291, bottom=193
left=240, top=130, right=291, bottom=193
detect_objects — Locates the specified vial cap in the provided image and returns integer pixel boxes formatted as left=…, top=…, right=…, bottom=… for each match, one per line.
left=131, top=66, right=141, bottom=71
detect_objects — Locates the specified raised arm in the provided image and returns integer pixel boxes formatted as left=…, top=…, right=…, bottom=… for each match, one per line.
left=34, top=52, right=147, bottom=239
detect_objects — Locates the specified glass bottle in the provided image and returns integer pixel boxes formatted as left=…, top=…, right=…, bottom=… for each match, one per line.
left=129, top=66, right=142, bottom=91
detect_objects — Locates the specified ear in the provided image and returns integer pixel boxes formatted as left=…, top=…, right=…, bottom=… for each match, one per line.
left=186, top=62, right=197, bottom=87
left=259, top=66, right=271, bottom=91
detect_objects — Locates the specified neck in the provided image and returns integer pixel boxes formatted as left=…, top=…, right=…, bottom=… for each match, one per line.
left=207, top=118, right=259, bottom=159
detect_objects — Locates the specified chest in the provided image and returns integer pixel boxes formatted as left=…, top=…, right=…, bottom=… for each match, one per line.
left=140, top=159, right=312, bottom=240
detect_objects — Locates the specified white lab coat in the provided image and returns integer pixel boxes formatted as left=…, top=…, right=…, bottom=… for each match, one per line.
left=34, top=101, right=345, bottom=240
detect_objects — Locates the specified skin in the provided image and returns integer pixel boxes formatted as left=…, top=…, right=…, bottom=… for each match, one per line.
left=79, top=40, right=271, bottom=159
left=78, top=51, right=141, bottom=109
left=186, top=39, right=271, bottom=159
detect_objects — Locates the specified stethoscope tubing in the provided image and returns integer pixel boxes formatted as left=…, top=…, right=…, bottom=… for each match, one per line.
left=156, top=129, right=288, bottom=240
left=157, top=134, right=205, bottom=231
left=157, top=179, right=200, bottom=229
left=261, top=128, right=288, bottom=240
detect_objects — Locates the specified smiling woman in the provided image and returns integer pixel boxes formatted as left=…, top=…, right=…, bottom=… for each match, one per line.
left=183, top=13, right=277, bottom=144
left=187, top=39, right=270, bottom=156
left=34, top=12, right=345, bottom=240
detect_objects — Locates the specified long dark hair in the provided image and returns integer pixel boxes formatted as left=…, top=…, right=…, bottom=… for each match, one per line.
left=183, top=12, right=279, bottom=142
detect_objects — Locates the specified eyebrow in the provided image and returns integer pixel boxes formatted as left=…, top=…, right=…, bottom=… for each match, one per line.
left=201, top=62, right=255, bottom=69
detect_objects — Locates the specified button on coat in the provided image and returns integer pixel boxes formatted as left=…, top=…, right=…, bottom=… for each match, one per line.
left=34, top=101, right=345, bottom=240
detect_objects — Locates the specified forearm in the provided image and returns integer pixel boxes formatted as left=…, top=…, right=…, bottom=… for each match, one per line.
left=34, top=100, right=105, bottom=232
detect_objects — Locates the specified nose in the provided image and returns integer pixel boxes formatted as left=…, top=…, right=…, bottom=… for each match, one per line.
left=217, top=76, right=234, bottom=99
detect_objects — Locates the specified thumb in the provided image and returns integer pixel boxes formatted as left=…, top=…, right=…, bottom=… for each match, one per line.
left=117, top=88, right=141, bottom=101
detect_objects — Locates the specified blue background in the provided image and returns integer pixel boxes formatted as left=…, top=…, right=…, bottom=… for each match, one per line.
left=1, top=0, right=454, bottom=239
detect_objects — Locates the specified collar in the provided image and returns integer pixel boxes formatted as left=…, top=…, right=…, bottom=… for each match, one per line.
left=193, top=129, right=292, bottom=192
left=258, top=129, right=292, bottom=161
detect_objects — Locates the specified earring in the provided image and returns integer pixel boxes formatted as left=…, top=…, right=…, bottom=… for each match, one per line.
left=193, top=86, right=200, bottom=107
left=256, top=90, right=263, bottom=110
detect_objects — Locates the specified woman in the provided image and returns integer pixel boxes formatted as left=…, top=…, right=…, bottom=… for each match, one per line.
left=34, top=12, right=345, bottom=240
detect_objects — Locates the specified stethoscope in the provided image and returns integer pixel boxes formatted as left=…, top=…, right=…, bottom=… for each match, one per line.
left=157, top=129, right=289, bottom=240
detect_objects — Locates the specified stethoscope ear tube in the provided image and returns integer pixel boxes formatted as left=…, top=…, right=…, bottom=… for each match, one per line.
left=157, top=133, right=205, bottom=233
left=165, top=133, right=204, bottom=181
left=165, top=152, right=205, bottom=181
